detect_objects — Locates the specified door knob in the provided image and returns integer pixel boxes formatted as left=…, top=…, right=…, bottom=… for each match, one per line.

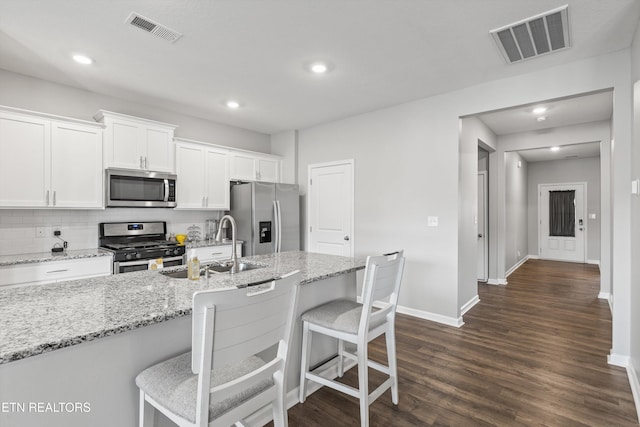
left=344, top=236, right=350, bottom=241
left=478, top=234, right=483, bottom=238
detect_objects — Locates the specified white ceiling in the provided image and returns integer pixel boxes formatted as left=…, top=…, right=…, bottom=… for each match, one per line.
left=0, top=1, right=638, bottom=134
left=516, top=142, right=602, bottom=163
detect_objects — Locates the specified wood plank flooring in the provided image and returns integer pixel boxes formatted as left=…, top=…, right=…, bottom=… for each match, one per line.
left=280, top=259, right=638, bottom=426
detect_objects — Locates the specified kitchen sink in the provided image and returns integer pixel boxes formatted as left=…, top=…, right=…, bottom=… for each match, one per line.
left=207, top=262, right=265, bottom=274
left=161, top=262, right=264, bottom=279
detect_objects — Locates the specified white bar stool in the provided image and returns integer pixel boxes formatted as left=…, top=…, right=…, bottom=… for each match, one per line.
left=136, top=271, right=300, bottom=427
left=299, top=251, right=405, bottom=427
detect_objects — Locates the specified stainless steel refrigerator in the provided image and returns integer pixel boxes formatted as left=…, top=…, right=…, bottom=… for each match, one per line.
left=230, top=182, right=300, bottom=256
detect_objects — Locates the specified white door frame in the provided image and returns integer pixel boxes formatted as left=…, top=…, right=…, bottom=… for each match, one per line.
left=538, top=182, right=588, bottom=263
left=478, top=171, right=488, bottom=281
left=307, top=159, right=355, bottom=257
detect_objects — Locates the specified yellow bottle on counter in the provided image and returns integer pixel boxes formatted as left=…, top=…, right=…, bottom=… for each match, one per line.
left=187, top=250, right=200, bottom=280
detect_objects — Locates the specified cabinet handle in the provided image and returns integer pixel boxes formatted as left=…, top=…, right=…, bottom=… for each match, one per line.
left=202, top=196, right=206, bottom=207
left=144, top=156, right=148, bottom=169
left=205, top=196, right=208, bottom=206
left=46, top=190, right=50, bottom=206
left=140, top=156, right=144, bottom=169
left=53, top=190, right=56, bottom=206
left=211, top=252, right=223, bottom=256
left=46, top=269, right=69, bottom=274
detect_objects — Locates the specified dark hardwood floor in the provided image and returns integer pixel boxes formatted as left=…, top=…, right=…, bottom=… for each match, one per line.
left=281, top=259, right=638, bottom=426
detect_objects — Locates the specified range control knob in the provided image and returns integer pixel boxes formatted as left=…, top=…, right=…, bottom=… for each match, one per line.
left=165, top=250, right=172, bottom=256
left=125, top=254, right=133, bottom=261
left=135, top=253, right=142, bottom=259
left=173, top=248, right=180, bottom=255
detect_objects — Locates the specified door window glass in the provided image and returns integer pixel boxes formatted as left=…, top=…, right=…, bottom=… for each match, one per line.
left=549, top=190, right=575, bottom=237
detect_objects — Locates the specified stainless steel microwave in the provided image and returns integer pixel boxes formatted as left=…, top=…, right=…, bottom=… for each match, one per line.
left=106, top=168, right=177, bottom=208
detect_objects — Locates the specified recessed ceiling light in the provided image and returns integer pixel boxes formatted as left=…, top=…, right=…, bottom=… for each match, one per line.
left=550, top=146, right=560, bottom=152
left=533, top=106, right=547, bottom=114
left=310, top=62, right=328, bottom=74
left=537, top=116, right=547, bottom=122
left=225, top=100, right=240, bottom=109
left=72, top=54, right=93, bottom=65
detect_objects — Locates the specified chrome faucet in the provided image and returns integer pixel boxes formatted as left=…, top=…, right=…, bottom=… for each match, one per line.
left=215, top=214, right=238, bottom=274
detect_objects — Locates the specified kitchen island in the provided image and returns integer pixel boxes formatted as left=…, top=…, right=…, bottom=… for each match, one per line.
left=0, top=251, right=365, bottom=427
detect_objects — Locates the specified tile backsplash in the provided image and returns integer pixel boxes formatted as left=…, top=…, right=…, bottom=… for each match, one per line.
left=0, top=209, right=224, bottom=256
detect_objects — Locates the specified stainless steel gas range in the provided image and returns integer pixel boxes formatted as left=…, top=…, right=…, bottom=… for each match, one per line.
left=99, top=221, right=185, bottom=274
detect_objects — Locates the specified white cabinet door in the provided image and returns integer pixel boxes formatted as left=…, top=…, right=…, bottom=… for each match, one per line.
left=98, top=111, right=177, bottom=172
left=0, top=112, right=51, bottom=207
left=204, top=147, right=230, bottom=209
left=51, top=122, right=103, bottom=208
left=191, top=244, right=242, bottom=264
left=107, top=118, right=141, bottom=170
left=143, top=126, right=174, bottom=172
left=230, top=152, right=281, bottom=182
left=176, top=143, right=206, bottom=209
left=230, top=153, right=257, bottom=181
left=256, top=156, right=280, bottom=182
left=176, top=143, right=230, bottom=210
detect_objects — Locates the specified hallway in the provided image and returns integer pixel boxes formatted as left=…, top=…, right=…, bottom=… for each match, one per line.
left=284, top=259, right=638, bottom=426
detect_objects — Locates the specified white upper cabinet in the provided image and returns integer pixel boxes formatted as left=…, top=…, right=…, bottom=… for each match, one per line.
left=0, top=107, right=103, bottom=209
left=175, top=139, right=230, bottom=210
left=230, top=151, right=281, bottom=182
left=95, top=110, right=177, bottom=173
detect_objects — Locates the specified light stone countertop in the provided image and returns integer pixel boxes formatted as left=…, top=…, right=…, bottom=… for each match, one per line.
left=0, top=251, right=365, bottom=364
left=0, top=248, right=113, bottom=267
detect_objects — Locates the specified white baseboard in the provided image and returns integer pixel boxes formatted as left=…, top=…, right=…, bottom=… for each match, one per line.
left=487, top=278, right=508, bottom=286
left=608, top=352, right=631, bottom=367
left=528, top=255, right=540, bottom=260
left=396, top=305, right=464, bottom=327
left=460, top=295, right=480, bottom=316
left=357, top=298, right=464, bottom=328
left=597, top=292, right=610, bottom=300
left=506, top=256, right=529, bottom=278
left=587, top=259, right=600, bottom=266
left=627, top=365, right=640, bottom=424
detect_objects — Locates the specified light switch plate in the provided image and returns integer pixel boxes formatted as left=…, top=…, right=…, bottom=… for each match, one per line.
left=427, top=216, right=438, bottom=227
left=589, top=213, right=596, bottom=220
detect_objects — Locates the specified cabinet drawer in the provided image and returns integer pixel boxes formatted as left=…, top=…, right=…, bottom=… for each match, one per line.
left=190, top=244, right=242, bottom=263
left=0, top=256, right=112, bottom=287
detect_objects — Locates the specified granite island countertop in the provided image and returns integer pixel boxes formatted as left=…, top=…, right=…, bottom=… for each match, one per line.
left=0, top=251, right=365, bottom=364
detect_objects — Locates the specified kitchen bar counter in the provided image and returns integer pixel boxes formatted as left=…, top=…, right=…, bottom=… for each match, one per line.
left=0, top=250, right=364, bottom=427
left=0, top=248, right=112, bottom=267
left=0, top=251, right=365, bottom=364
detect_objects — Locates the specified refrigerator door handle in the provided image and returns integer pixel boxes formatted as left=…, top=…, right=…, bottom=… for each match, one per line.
left=276, top=200, right=283, bottom=252
left=273, top=200, right=280, bottom=252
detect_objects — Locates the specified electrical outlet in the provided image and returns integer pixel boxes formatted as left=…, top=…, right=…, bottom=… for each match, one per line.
left=427, top=216, right=438, bottom=227
left=53, top=229, right=61, bottom=237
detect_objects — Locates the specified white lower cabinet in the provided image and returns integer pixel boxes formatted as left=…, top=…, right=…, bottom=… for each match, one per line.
left=190, top=244, right=242, bottom=264
left=0, top=256, right=113, bottom=288
left=175, top=141, right=230, bottom=210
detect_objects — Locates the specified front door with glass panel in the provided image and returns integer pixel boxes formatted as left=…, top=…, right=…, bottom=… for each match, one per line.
left=539, top=183, right=586, bottom=263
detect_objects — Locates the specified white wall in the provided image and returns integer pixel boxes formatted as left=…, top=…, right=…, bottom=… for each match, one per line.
left=628, top=23, right=640, bottom=420
left=459, top=117, right=497, bottom=311
left=270, top=130, right=298, bottom=184
left=504, top=152, right=528, bottom=272
left=297, top=50, right=633, bottom=354
left=527, top=157, right=601, bottom=262
left=0, top=69, right=270, bottom=152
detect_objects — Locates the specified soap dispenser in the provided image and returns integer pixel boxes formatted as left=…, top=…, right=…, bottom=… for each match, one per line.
left=187, top=249, right=200, bottom=280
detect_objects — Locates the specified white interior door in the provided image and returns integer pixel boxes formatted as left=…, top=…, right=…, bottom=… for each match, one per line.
left=477, top=172, right=488, bottom=281
left=539, top=183, right=586, bottom=263
left=308, top=160, right=354, bottom=256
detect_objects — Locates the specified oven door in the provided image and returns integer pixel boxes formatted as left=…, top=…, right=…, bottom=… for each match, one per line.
left=114, top=256, right=184, bottom=274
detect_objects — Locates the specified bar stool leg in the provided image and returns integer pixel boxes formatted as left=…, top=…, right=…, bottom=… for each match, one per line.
left=357, top=341, right=369, bottom=427
left=337, top=339, right=345, bottom=377
left=299, top=321, right=312, bottom=403
left=386, top=323, right=399, bottom=405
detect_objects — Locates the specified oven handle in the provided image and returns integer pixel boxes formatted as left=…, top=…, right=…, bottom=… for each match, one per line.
left=116, top=255, right=184, bottom=268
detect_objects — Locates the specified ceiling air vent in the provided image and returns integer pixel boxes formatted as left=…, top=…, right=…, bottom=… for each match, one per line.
left=490, top=5, right=570, bottom=64
left=125, top=13, right=183, bottom=43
